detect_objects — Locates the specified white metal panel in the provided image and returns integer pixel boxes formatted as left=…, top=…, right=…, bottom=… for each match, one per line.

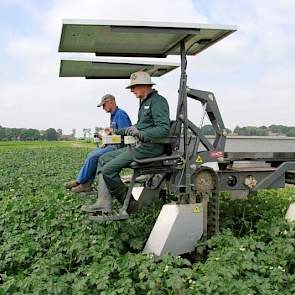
left=59, top=57, right=179, bottom=78
left=144, top=203, right=203, bottom=256
left=59, top=19, right=237, bottom=57
left=132, top=187, right=144, bottom=201
left=285, top=203, right=295, bottom=222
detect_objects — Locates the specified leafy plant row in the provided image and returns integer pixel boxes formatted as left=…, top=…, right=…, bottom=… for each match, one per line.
left=0, top=143, right=294, bottom=294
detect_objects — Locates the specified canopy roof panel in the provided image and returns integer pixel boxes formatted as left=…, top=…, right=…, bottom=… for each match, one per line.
left=59, top=19, right=237, bottom=57
left=59, top=57, right=180, bottom=78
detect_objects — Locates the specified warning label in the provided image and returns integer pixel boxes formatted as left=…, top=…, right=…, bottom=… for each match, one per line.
left=193, top=206, right=201, bottom=214
left=195, top=155, right=203, bottom=163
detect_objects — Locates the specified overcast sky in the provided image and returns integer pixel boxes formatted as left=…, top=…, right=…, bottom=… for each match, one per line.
left=1, top=0, right=294, bottom=136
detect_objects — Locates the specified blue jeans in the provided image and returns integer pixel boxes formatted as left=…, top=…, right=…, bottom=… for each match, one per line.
left=77, top=146, right=113, bottom=184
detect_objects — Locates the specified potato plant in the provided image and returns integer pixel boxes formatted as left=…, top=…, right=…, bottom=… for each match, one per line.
left=0, top=142, right=294, bottom=294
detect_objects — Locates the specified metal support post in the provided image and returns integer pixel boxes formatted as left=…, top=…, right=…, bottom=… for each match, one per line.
left=178, top=40, right=191, bottom=196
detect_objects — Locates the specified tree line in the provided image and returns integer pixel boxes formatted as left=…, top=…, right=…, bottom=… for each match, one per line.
left=1, top=124, right=295, bottom=141
left=202, top=124, right=295, bottom=137
left=0, top=126, right=76, bottom=141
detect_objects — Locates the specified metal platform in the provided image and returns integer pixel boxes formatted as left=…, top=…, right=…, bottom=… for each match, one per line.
left=223, top=152, right=295, bottom=161
left=89, top=209, right=129, bottom=222
left=207, top=136, right=295, bottom=153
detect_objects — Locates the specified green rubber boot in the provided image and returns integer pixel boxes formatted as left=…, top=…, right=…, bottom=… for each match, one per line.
left=81, top=174, right=113, bottom=213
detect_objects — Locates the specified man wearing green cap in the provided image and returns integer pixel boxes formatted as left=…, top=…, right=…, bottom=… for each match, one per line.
left=81, top=71, right=170, bottom=213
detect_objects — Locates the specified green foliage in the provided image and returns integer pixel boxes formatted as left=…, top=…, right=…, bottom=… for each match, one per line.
left=0, top=126, right=76, bottom=141
left=0, top=141, right=94, bottom=150
left=286, top=127, right=295, bottom=137
left=201, top=125, right=216, bottom=135
left=233, top=126, right=268, bottom=136
left=0, top=142, right=295, bottom=294
left=201, top=125, right=232, bottom=136
left=269, top=125, right=290, bottom=135
left=234, top=125, right=295, bottom=136
left=192, top=191, right=295, bottom=294
left=0, top=126, right=41, bottom=141
left=43, top=128, right=59, bottom=141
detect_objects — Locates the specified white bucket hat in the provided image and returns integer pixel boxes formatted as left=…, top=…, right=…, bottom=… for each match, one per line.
left=126, top=71, right=156, bottom=89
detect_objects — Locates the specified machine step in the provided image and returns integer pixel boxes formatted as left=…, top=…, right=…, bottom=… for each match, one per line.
left=88, top=209, right=129, bottom=222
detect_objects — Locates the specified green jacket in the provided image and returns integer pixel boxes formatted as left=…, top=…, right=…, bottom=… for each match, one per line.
left=116, top=89, right=170, bottom=156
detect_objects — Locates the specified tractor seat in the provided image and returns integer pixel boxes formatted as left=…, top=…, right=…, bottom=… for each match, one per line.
left=130, top=155, right=169, bottom=169
left=129, top=120, right=181, bottom=170
left=129, top=153, right=182, bottom=170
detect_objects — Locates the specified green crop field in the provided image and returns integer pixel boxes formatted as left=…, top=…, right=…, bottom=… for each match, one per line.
left=0, top=141, right=295, bottom=294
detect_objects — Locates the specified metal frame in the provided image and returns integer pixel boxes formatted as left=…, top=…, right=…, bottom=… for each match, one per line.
left=128, top=43, right=227, bottom=196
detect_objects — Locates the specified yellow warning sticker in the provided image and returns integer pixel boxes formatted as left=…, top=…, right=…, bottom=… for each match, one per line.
left=111, top=137, right=121, bottom=143
left=195, top=155, right=203, bottom=163
left=193, top=206, right=201, bottom=214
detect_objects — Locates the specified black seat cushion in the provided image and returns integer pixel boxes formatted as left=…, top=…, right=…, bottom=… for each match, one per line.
left=129, top=156, right=169, bottom=169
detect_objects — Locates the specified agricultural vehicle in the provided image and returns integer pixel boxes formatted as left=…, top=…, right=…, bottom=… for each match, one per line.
left=59, top=20, right=295, bottom=256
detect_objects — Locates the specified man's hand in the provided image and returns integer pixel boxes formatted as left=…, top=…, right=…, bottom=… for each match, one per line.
left=104, top=128, right=113, bottom=135
left=125, top=126, right=144, bottom=141
left=94, top=133, right=102, bottom=139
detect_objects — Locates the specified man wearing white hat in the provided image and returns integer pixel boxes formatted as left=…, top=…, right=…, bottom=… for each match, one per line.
left=81, top=71, right=170, bottom=213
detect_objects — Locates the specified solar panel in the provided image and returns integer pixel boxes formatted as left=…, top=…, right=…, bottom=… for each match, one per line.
left=59, top=57, right=179, bottom=78
left=59, top=19, right=237, bottom=57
